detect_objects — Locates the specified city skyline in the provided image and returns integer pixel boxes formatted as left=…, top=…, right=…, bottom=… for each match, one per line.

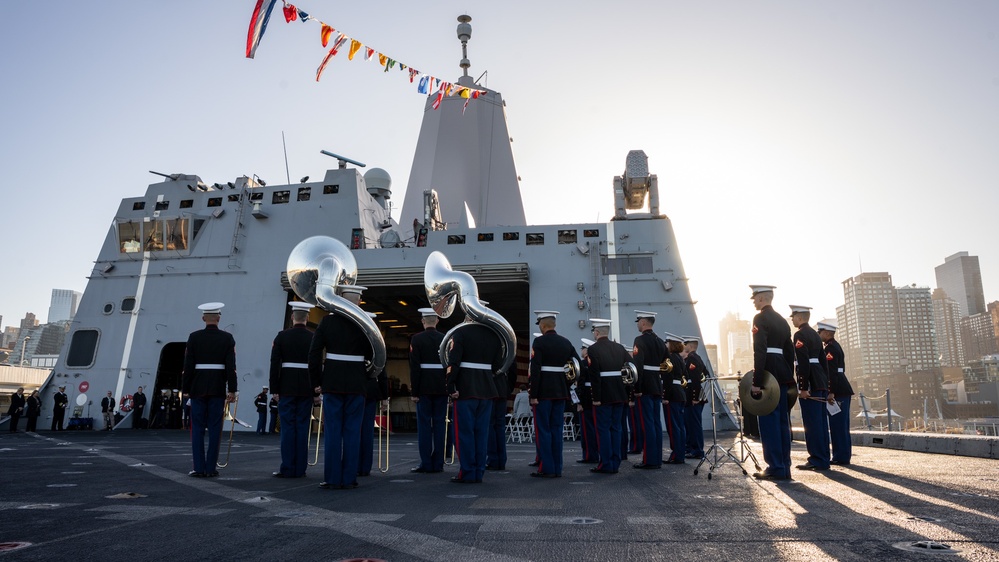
left=2, top=1, right=998, bottom=346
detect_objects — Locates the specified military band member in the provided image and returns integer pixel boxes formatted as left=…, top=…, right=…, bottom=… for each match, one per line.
left=101, top=391, right=115, bottom=431
left=309, top=285, right=373, bottom=490
left=359, top=363, right=389, bottom=477
left=749, top=286, right=794, bottom=480
left=486, top=360, right=511, bottom=473
left=410, top=308, right=447, bottom=474
left=818, top=321, right=853, bottom=465
left=255, top=387, right=269, bottom=435
left=132, top=386, right=147, bottom=429
left=52, top=385, right=69, bottom=431
left=790, top=306, right=830, bottom=471
left=446, top=319, right=504, bottom=483
left=575, top=338, right=598, bottom=463
left=270, top=301, right=315, bottom=478
left=662, top=333, right=688, bottom=464
left=631, top=311, right=665, bottom=469
left=268, top=393, right=279, bottom=434
left=528, top=310, right=579, bottom=478
left=182, top=302, right=237, bottom=477
left=682, top=336, right=708, bottom=459
left=586, top=318, right=631, bottom=474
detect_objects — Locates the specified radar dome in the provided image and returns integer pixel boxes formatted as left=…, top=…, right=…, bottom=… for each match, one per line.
left=364, top=168, right=392, bottom=191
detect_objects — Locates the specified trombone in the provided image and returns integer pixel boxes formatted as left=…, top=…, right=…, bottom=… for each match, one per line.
left=377, top=400, right=391, bottom=473
left=217, top=393, right=249, bottom=468
left=308, top=397, right=323, bottom=467
left=444, top=397, right=456, bottom=465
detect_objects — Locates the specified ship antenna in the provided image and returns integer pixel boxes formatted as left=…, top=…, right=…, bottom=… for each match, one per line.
left=282, top=131, right=291, bottom=185
left=457, top=15, right=473, bottom=85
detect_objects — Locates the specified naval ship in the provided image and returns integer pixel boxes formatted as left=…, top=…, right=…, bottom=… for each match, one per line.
left=41, top=17, right=735, bottom=431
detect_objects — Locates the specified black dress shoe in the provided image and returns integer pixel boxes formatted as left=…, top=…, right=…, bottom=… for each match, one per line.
left=529, top=472, right=557, bottom=478
left=411, top=467, right=429, bottom=473
left=188, top=471, right=206, bottom=478
left=527, top=461, right=540, bottom=467
left=589, top=467, right=617, bottom=474
left=830, top=460, right=850, bottom=466
left=206, top=471, right=220, bottom=477
left=450, top=477, right=474, bottom=484
left=753, top=471, right=791, bottom=481
left=633, top=463, right=661, bottom=469
left=796, top=463, right=828, bottom=471
left=576, top=459, right=597, bottom=464
left=272, top=471, right=287, bottom=478
left=665, top=459, right=686, bottom=465
left=318, top=482, right=331, bottom=489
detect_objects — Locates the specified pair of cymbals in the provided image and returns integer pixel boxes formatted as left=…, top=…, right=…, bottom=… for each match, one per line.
left=738, top=370, right=780, bottom=416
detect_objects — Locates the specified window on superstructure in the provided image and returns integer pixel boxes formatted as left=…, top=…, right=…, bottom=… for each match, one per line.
left=180, top=200, right=193, bottom=209
left=132, top=202, right=145, bottom=211
left=583, top=229, right=599, bottom=238
left=477, top=233, right=494, bottom=242
left=558, top=230, right=577, bottom=244
left=323, top=184, right=339, bottom=194
left=447, top=235, right=466, bottom=245
left=273, top=191, right=291, bottom=204
left=227, top=194, right=240, bottom=203
left=155, top=201, right=169, bottom=211
left=526, top=233, right=545, bottom=246
left=66, top=330, right=100, bottom=368
left=144, top=221, right=164, bottom=251
left=208, top=198, right=222, bottom=207
left=298, top=187, right=311, bottom=201
left=503, top=232, right=520, bottom=241
left=250, top=192, right=263, bottom=201
left=118, top=221, right=143, bottom=253
left=164, top=218, right=189, bottom=251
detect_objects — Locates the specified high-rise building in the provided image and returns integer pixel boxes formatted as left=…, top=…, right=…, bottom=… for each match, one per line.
left=19, top=312, right=38, bottom=332
left=960, top=303, right=999, bottom=362
left=718, top=312, right=751, bottom=374
left=934, top=252, right=985, bottom=318
left=932, top=288, right=964, bottom=367
left=47, top=289, right=82, bottom=323
left=838, top=273, right=940, bottom=390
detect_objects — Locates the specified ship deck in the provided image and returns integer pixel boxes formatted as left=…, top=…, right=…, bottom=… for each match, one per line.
left=1, top=430, right=997, bottom=561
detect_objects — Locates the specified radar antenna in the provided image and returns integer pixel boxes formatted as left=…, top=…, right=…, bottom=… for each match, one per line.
left=457, top=15, right=473, bottom=85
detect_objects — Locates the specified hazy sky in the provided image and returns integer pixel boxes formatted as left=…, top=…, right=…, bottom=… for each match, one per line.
left=2, top=1, right=997, bottom=345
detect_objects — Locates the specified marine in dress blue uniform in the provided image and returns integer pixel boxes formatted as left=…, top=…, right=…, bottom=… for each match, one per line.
left=359, top=364, right=389, bottom=477
left=254, top=388, right=269, bottom=434
left=631, top=311, right=665, bottom=469
left=818, top=321, right=853, bottom=465
left=528, top=310, right=579, bottom=478
left=308, top=285, right=373, bottom=490
left=447, top=321, right=504, bottom=483
left=575, top=338, right=598, bottom=463
left=749, top=286, right=795, bottom=480
left=662, top=333, right=688, bottom=464
left=269, top=301, right=315, bottom=478
left=790, top=306, right=831, bottom=471
left=682, top=336, right=708, bottom=459
left=586, top=319, right=631, bottom=474
left=181, top=302, right=237, bottom=477
left=409, top=308, right=448, bottom=473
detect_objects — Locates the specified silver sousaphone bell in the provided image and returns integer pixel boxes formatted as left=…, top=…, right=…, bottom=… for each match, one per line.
left=739, top=369, right=780, bottom=416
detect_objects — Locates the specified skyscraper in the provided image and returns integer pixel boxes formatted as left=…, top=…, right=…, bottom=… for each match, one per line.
left=718, top=312, right=751, bottom=374
left=960, top=302, right=999, bottom=361
left=896, top=285, right=938, bottom=372
left=934, top=252, right=985, bottom=318
left=47, top=289, right=82, bottom=323
left=932, top=288, right=964, bottom=367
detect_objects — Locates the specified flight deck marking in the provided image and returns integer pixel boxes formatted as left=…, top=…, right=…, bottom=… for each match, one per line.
left=433, top=515, right=602, bottom=532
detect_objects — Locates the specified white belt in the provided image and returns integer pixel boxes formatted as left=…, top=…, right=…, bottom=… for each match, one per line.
left=195, top=364, right=225, bottom=370
left=599, top=371, right=621, bottom=377
left=766, top=347, right=782, bottom=354
left=643, top=365, right=660, bottom=371
left=281, top=362, right=308, bottom=369
left=672, top=379, right=682, bottom=385
left=540, top=366, right=564, bottom=372
left=326, top=353, right=364, bottom=362
left=420, top=363, right=444, bottom=369
left=837, top=368, right=844, bottom=373
left=459, top=362, right=492, bottom=370
left=808, top=358, right=820, bottom=364
left=584, top=382, right=592, bottom=387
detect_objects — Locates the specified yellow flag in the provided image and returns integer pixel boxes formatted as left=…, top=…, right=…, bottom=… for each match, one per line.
left=378, top=53, right=387, bottom=67
left=348, top=40, right=362, bottom=61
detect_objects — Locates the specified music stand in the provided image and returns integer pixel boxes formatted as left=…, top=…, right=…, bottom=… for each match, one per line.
left=693, top=375, right=761, bottom=479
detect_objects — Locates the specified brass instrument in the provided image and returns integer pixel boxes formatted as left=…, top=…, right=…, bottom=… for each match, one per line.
left=738, top=370, right=780, bottom=416
left=307, top=398, right=323, bottom=467
left=680, top=375, right=689, bottom=388
left=377, top=401, right=391, bottom=473
left=217, top=394, right=241, bottom=468
left=564, top=357, right=581, bottom=383
left=286, top=236, right=386, bottom=376
left=424, top=251, right=517, bottom=375
left=695, top=372, right=709, bottom=403
left=659, top=357, right=673, bottom=373
left=621, top=362, right=639, bottom=385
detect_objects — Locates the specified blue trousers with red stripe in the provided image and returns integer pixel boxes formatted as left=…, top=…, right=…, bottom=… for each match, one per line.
left=638, top=395, right=663, bottom=466
left=455, top=398, right=491, bottom=482
left=322, top=393, right=363, bottom=487
left=535, top=399, right=565, bottom=475
left=685, top=402, right=705, bottom=458
left=594, top=403, right=623, bottom=472
left=664, top=400, right=686, bottom=462
left=800, top=390, right=830, bottom=469
left=579, top=405, right=597, bottom=461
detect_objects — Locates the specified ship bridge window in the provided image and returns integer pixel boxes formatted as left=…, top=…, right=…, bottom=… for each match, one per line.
left=477, top=233, right=494, bottom=242
left=526, top=233, right=545, bottom=246
left=503, top=232, right=520, bottom=241
left=602, top=256, right=653, bottom=275
left=584, top=229, right=599, bottom=238
left=155, top=201, right=169, bottom=211
left=447, top=234, right=466, bottom=245
left=66, top=329, right=100, bottom=368
left=249, top=192, right=263, bottom=201
left=273, top=190, right=291, bottom=204
left=118, top=221, right=143, bottom=253
left=132, top=202, right=145, bottom=211
left=558, top=230, right=577, bottom=244
left=323, top=184, right=339, bottom=194
left=227, top=194, right=240, bottom=202
left=180, top=199, right=193, bottom=209
left=297, top=187, right=311, bottom=201
left=207, top=197, right=222, bottom=207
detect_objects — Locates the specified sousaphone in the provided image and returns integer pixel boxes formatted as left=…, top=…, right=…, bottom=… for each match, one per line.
left=739, top=369, right=780, bottom=416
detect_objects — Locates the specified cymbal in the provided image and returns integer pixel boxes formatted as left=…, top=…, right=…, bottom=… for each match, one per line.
left=739, top=370, right=779, bottom=416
